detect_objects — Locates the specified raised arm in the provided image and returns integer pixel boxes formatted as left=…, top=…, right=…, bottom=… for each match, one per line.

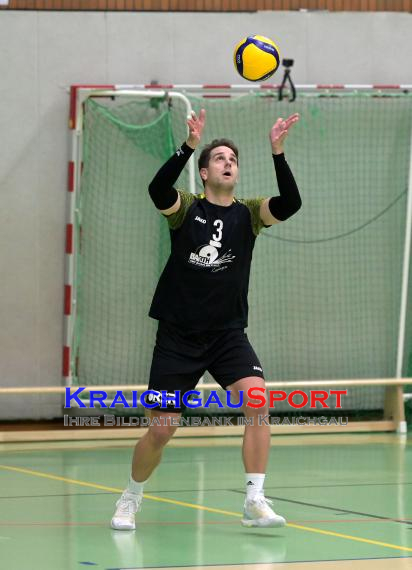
left=260, top=113, right=302, bottom=225
left=148, top=109, right=206, bottom=215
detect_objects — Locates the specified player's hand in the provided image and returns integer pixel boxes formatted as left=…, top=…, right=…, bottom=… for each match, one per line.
left=270, top=113, right=299, bottom=155
left=187, top=109, right=206, bottom=149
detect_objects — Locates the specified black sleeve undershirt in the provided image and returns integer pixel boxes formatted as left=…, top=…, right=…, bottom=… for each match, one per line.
left=269, top=153, right=302, bottom=221
left=148, top=142, right=194, bottom=210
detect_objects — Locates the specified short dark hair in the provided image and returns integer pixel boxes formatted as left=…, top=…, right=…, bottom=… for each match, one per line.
left=198, top=139, right=239, bottom=186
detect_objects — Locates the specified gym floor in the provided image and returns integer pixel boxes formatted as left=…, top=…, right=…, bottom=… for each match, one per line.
left=0, top=432, right=411, bottom=569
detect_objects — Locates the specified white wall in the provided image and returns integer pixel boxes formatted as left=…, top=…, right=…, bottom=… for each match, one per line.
left=0, top=10, right=411, bottom=419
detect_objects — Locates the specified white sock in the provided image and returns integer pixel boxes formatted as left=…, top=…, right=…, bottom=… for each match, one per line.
left=127, top=475, right=147, bottom=495
left=245, top=473, right=265, bottom=499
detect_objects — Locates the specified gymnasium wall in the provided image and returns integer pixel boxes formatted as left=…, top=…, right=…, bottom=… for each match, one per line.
left=0, top=9, right=411, bottom=419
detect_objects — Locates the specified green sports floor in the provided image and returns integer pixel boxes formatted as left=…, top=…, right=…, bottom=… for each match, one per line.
left=0, top=433, right=412, bottom=570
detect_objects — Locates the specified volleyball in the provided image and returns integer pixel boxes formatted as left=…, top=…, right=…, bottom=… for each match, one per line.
left=234, top=35, right=280, bottom=82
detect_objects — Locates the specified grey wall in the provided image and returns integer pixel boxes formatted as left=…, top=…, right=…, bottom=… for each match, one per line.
left=0, top=10, right=411, bottom=420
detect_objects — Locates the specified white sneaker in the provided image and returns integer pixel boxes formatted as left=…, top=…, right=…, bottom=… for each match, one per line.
left=241, top=494, right=286, bottom=528
left=111, top=491, right=142, bottom=530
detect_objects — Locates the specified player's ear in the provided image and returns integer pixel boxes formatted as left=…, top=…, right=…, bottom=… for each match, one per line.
left=199, top=168, right=208, bottom=182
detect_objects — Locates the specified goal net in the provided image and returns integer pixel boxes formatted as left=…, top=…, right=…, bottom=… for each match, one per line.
left=68, top=88, right=412, bottom=418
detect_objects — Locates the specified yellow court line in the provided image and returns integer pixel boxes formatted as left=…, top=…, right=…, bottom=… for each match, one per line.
left=1, top=464, right=412, bottom=554
left=143, top=493, right=240, bottom=516
left=0, top=465, right=240, bottom=517
left=287, top=523, right=412, bottom=553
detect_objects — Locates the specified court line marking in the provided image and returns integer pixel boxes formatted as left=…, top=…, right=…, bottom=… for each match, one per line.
left=106, top=555, right=412, bottom=569
left=0, top=465, right=239, bottom=517
left=1, top=464, right=412, bottom=554
left=104, top=555, right=412, bottom=570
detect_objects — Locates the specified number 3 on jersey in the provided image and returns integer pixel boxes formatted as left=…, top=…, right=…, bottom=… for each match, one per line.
left=210, top=219, right=223, bottom=248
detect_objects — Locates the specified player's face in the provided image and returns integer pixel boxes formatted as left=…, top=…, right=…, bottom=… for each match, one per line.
left=201, top=146, right=239, bottom=189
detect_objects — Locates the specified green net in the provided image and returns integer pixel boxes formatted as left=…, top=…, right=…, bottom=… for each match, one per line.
left=73, top=92, right=412, bottom=414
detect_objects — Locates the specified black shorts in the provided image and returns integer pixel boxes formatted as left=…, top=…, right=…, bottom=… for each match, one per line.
left=147, top=321, right=265, bottom=411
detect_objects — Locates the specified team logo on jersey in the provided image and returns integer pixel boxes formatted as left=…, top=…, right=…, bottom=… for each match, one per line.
left=189, top=245, right=235, bottom=270
left=189, top=217, right=235, bottom=271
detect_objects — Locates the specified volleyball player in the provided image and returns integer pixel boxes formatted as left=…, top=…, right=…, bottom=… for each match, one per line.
left=111, top=109, right=301, bottom=530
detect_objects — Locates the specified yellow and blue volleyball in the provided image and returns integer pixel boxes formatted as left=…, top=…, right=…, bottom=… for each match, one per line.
left=234, top=35, right=280, bottom=82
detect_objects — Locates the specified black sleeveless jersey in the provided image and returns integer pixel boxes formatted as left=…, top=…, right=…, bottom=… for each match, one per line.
left=149, top=190, right=267, bottom=332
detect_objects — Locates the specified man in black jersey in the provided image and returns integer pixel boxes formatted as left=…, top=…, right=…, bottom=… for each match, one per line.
left=111, top=109, right=301, bottom=531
